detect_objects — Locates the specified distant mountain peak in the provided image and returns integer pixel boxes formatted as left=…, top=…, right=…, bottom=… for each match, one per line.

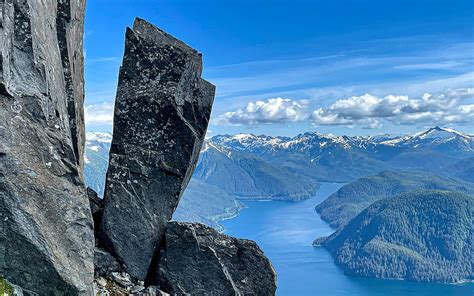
left=232, top=133, right=257, bottom=140
left=380, top=126, right=472, bottom=148
left=418, top=126, right=470, bottom=140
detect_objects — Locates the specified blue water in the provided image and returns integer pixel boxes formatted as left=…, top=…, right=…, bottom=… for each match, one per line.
left=222, top=183, right=474, bottom=296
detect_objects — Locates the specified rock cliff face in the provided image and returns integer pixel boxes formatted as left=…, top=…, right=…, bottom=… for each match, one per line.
left=56, top=0, right=87, bottom=175
left=0, top=0, right=93, bottom=295
left=156, top=222, right=277, bottom=295
left=98, top=18, right=215, bottom=280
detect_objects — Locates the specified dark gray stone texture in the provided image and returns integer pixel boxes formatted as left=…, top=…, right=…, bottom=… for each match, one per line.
left=156, top=222, right=277, bottom=296
left=94, top=248, right=124, bottom=279
left=98, top=18, right=215, bottom=280
left=55, top=0, right=87, bottom=175
left=88, top=186, right=103, bottom=216
left=0, top=0, right=93, bottom=294
left=87, top=187, right=103, bottom=238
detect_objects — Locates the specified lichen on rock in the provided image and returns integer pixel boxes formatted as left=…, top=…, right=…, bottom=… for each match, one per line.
left=0, top=277, right=14, bottom=295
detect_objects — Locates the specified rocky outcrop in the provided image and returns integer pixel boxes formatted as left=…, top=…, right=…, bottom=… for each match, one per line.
left=155, top=222, right=277, bottom=296
left=94, top=276, right=169, bottom=296
left=98, top=18, right=215, bottom=280
left=0, top=0, right=93, bottom=294
left=1, top=2, right=275, bottom=294
left=94, top=250, right=170, bottom=296
left=94, top=18, right=276, bottom=295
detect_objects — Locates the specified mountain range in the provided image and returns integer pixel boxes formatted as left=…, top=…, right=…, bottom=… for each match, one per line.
left=84, top=126, right=474, bottom=230
left=84, top=132, right=112, bottom=197
left=193, top=142, right=318, bottom=200
left=205, top=126, right=473, bottom=183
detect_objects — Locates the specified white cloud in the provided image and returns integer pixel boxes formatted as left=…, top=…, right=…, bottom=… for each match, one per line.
left=85, top=102, right=114, bottom=125
left=216, top=97, right=309, bottom=125
left=311, top=88, right=474, bottom=128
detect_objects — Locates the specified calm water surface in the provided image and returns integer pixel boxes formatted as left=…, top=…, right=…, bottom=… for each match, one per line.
left=222, top=183, right=474, bottom=296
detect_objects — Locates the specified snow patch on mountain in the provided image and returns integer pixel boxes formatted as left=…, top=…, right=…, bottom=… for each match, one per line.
left=209, top=127, right=474, bottom=154
left=380, top=126, right=473, bottom=148
left=418, top=127, right=471, bottom=140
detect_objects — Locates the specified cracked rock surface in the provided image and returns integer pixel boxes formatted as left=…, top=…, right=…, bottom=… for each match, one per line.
left=98, top=18, right=215, bottom=280
left=155, top=222, right=277, bottom=296
left=0, top=0, right=93, bottom=295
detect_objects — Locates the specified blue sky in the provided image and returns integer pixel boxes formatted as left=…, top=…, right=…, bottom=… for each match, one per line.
left=84, top=0, right=474, bottom=136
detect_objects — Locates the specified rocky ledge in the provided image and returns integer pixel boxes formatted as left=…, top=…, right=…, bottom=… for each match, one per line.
left=93, top=222, right=276, bottom=295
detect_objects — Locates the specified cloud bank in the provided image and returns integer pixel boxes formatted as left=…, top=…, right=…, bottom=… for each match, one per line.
left=311, top=88, right=474, bottom=128
left=216, top=88, right=474, bottom=129
left=84, top=102, right=114, bottom=125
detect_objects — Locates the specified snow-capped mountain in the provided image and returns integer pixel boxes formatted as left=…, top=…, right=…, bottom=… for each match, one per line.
left=83, top=127, right=473, bottom=230
left=195, top=141, right=318, bottom=200
left=210, top=127, right=473, bottom=155
left=84, top=127, right=473, bottom=197
left=202, top=127, right=473, bottom=182
left=85, top=132, right=112, bottom=160
left=380, top=126, right=474, bottom=154
left=85, top=131, right=113, bottom=143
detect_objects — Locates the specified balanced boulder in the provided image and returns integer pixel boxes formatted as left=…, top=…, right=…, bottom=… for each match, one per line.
left=98, top=18, right=215, bottom=280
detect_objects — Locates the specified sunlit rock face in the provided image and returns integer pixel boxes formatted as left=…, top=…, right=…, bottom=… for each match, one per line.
left=98, top=18, right=215, bottom=280
left=0, top=0, right=93, bottom=294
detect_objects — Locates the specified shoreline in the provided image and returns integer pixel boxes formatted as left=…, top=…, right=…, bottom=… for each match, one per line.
left=218, top=184, right=474, bottom=290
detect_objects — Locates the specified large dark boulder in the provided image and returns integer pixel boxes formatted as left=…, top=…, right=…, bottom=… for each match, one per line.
left=0, top=0, right=93, bottom=294
left=98, top=18, right=215, bottom=280
left=155, top=222, right=277, bottom=295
